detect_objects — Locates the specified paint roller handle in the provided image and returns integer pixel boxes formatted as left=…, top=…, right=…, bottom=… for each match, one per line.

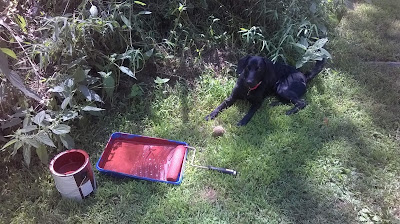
left=207, top=166, right=237, bottom=176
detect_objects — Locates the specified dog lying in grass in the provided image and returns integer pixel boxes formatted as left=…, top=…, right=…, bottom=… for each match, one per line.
left=205, top=55, right=327, bottom=126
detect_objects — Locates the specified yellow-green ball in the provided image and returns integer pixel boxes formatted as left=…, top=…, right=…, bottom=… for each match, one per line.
left=212, top=126, right=225, bottom=137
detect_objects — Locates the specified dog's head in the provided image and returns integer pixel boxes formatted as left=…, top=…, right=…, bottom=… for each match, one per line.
left=236, top=56, right=271, bottom=89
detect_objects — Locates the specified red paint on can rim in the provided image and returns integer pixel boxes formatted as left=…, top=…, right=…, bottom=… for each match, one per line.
left=49, top=149, right=89, bottom=176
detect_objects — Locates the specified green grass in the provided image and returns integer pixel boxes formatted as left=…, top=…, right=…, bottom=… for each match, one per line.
left=2, top=0, right=400, bottom=223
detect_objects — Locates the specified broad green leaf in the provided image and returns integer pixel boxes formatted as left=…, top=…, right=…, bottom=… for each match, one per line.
left=119, top=66, right=136, bottom=79
left=296, top=60, right=305, bottom=69
left=44, top=114, right=55, bottom=123
left=319, top=48, right=332, bottom=59
left=82, top=106, right=105, bottom=111
left=35, top=132, right=56, bottom=148
left=102, top=73, right=115, bottom=98
left=20, top=125, right=37, bottom=133
left=59, top=134, right=75, bottom=149
left=0, top=48, right=17, bottom=59
left=6, top=71, right=42, bottom=102
left=23, top=145, right=31, bottom=167
left=1, top=139, right=18, bottom=150
left=129, top=84, right=143, bottom=98
left=299, top=37, right=309, bottom=48
left=292, top=43, right=307, bottom=51
left=67, top=56, right=87, bottom=69
left=23, top=115, right=31, bottom=128
left=62, top=111, right=78, bottom=121
left=144, top=48, right=154, bottom=59
left=91, top=92, right=103, bottom=103
left=312, top=38, right=328, bottom=50
left=51, top=124, right=71, bottom=135
left=73, top=67, right=89, bottom=83
left=134, top=1, right=146, bottom=6
left=11, top=140, right=23, bottom=156
left=78, top=85, right=92, bottom=100
left=372, top=215, right=381, bottom=222
left=61, top=96, right=71, bottom=109
left=33, top=111, right=46, bottom=126
left=36, top=144, right=48, bottom=164
left=358, top=216, right=368, bottom=222
left=64, top=78, right=74, bottom=88
left=23, top=137, right=40, bottom=148
left=154, top=77, right=170, bottom=84
left=98, top=71, right=111, bottom=78
left=78, top=85, right=104, bottom=103
left=106, top=22, right=114, bottom=32
left=48, top=85, right=64, bottom=93
left=120, top=15, right=131, bottom=29
left=116, top=49, right=134, bottom=60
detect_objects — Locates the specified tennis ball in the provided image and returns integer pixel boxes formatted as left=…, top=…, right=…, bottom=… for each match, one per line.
left=212, top=126, right=225, bottom=137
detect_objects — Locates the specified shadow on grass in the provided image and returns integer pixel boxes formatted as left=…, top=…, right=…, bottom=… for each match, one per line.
left=218, top=106, right=355, bottom=222
left=205, top=85, right=397, bottom=223
left=332, top=0, right=400, bottom=133
left=4, top=66, right=398, bottom=223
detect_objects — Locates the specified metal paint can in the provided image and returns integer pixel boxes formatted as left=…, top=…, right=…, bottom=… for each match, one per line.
left=49, top=149, right=96, bottom=200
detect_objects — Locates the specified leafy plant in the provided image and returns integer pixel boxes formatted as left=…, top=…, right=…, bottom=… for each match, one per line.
left=238, top=18, right=330, bottom=66
left=0, top=0, right=341, bottom=166
left=1, top=108, right=75, bottom=166
left=293, top=37, right=332, bottom=68
left=154, top=77, right=170, bottom=85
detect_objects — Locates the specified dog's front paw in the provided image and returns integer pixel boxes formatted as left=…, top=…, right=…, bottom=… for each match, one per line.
left=205, top=113, right=217, bottom=121
left=285, top=108, right=299, bottom=115
left=270, top=101, right=283, bottom=107
left=237, top=119, right=248, bottom=126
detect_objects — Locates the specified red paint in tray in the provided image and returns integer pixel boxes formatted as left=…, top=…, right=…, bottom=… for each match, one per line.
left=96, top=133, right=188, bottom=184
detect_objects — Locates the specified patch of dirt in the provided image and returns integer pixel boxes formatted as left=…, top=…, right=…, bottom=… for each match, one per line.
left=202, top=48, right=237, bottom=76
left=136, top=47, right=238, bottom=89
left=199, top=186, right=218, bottom=203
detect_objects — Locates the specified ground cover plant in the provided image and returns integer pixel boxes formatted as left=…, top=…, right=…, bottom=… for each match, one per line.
left=1, top=0, right=400, bottom=223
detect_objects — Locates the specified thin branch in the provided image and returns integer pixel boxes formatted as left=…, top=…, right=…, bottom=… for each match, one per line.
left=0, top=18, right=43, bottom=79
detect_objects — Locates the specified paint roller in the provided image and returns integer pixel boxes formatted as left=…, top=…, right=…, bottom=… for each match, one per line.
left=166, top=145, right=186, bottom=181
left=166, top=145, right=237, bottom=182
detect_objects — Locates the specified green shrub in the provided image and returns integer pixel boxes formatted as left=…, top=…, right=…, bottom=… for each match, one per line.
left=1, top=0, right=341, bottom=166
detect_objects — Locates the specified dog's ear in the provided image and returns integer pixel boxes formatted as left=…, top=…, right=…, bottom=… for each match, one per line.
left=262, top=57, right=277, bottom=80
left=236, top=55, right=250, bottom=74
left=262, top=57, right=272, bottom=67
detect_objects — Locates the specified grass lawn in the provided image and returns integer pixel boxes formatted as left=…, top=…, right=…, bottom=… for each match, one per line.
left=1, top=0, right=400, bottom=223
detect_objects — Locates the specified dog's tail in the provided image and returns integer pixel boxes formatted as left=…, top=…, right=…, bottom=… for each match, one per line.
left=305, top=58, right=327, bottom=82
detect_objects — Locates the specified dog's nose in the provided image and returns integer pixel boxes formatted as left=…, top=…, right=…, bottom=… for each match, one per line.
left=246, top=80, right=254, bottom=87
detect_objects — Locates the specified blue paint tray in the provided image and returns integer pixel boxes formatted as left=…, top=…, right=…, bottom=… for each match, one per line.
left=96, top=132, right=188, bottom=185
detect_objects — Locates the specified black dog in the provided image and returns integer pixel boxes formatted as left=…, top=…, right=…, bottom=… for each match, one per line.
left=205, top=55, right=326, bottom=126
